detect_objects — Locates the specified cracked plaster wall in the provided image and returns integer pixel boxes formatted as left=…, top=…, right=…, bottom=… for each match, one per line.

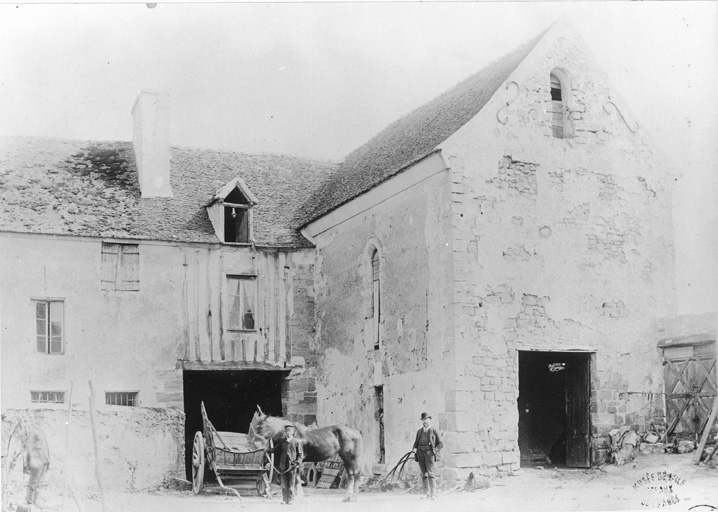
left=436, top=28, right=676, bottom=477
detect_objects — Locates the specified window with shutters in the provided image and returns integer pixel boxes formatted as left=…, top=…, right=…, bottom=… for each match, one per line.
left=35, top=300, right=64, bottom=354
left=549, top=70, right=573, bottom=139
left=101, top=243, right=139, bottom=291
left=227, top=275, right=257, bottom=331
left=371, top=249, right=380, bottom=350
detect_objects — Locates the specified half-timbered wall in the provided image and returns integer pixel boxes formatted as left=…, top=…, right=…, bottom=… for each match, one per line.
left=0, top=232, right=315, bottom=411
left=180, top=247, right=305, bottom=367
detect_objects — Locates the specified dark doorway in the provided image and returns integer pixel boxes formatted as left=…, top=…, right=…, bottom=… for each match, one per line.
left=374, top=386, right=385, bottom=464
left=518, top=351, right=592, bottom=468
left=183, top=369, right=285, bottom=480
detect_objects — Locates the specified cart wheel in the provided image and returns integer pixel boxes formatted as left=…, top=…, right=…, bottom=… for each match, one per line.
left=192, top=431, right=206, bottom=495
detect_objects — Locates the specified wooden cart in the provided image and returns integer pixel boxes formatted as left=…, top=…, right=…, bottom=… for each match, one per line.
left=192, top=402, right=271, bottom=498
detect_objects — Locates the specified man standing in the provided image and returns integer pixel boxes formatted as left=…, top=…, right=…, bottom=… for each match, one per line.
left=267, top=423, right=304, bottom=504
left=411, top=412, right=442, bottom=499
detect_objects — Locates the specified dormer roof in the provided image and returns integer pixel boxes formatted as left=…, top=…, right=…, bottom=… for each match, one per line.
left=207, top=176, right=259, bottom=207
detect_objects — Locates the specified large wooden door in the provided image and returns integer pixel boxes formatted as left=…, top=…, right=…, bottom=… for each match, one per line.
left=662, top=340, right=717, bottom=437
left=566, top=354, right=591, bottom=468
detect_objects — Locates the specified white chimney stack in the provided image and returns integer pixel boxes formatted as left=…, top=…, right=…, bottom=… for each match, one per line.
left=131, top=90, right=172, bottom=197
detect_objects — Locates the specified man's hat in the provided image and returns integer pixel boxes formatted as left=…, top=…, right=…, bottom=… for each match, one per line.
left=420, top=412, right=431, bottom=420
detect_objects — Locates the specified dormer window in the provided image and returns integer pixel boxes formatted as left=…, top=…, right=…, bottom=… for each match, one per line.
left=549, top=69, right=572, bottom=139
left=224, top=187, right=251, bottom=243
left=206, top=177, right=258, bottom=245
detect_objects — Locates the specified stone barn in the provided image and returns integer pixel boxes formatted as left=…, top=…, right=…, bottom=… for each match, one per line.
left=299, top=21, right=675, bottom=478
left=1, top=21, right=681, bottom=491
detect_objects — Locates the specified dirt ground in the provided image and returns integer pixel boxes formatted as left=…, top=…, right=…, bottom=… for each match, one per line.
left=6, top=452, right=716, bottom=512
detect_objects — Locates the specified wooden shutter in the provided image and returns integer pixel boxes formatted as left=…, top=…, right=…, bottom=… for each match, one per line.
left=118, top=245, right=139, bottom=291
left=101, top=243, right=119, bottom=291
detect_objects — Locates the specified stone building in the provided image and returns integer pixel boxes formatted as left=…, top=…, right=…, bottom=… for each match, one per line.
left=1, top=21, right=687, bottom=490
left=300, top=21, right=676, bottom=477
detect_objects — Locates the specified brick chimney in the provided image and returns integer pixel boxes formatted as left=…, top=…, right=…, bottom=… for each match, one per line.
left=131, top=90, right=172, bottom=197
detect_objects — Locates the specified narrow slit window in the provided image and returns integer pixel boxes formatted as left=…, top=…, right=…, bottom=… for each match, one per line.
left=550, top=71, right=572, bottom=139
left=371, top=250, right=380, bottom=350
left=551, top=74, right=562, bottom=101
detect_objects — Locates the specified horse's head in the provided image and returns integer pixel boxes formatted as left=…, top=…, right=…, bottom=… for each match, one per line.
left=247, top=406, right=287, bottom=449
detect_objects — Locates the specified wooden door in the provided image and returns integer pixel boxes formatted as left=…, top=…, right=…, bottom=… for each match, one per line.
left=663, top=341, right=717, bottom=437
left=566, top=354, right=591, bottom=468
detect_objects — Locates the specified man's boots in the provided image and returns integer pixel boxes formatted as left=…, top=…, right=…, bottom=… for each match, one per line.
left=428, top=477, right=437, bottom=499
left=422, top=476, right=430, bottom=498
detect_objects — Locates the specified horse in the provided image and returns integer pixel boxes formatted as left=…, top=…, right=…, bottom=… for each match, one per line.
left=248, top=407, right=363, bottom=502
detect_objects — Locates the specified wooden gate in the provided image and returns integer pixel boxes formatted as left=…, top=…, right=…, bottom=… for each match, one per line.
left=659, top=336, right=717, bottom=437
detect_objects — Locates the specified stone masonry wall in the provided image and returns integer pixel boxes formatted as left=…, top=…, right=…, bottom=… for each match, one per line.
left=284, top=251, right=319, bottom=426
left=437, top=25, right=675, bottom=478
left=2, top=407, right=185, bottom=500
left=310, top=168, right=454, bottom=472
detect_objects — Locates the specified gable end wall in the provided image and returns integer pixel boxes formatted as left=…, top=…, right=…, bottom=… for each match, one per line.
left=437, top=28, right=676, bottom=478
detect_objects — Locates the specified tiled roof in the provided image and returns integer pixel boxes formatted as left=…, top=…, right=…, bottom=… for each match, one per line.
left=301, top=29, right=547, bottom=224
left=0, top=136, right=336, bottom=248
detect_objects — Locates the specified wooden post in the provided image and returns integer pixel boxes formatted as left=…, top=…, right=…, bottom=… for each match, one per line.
left=693, top=394, right=718, bottom=464
left=60, top=381, right=74, bottom=512
left=88, top=381, right=107, bottom=512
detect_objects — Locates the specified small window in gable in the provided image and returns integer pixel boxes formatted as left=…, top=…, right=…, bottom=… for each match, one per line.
left=549, top=70, right=572, bottom=139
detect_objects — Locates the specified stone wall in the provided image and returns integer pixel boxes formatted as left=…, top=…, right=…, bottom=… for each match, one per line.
left=284, top=251, right=319, bottom=425
left=2, top=407, right=185, bottom=499
left=310, top=164, right=454, bottom=471
left=437, top=24, right=675, bottom=477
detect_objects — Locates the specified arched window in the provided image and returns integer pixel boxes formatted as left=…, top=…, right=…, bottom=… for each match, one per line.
left=550, top=70, right=572, bottom=139
left=371, top=249, right=380, bottom=350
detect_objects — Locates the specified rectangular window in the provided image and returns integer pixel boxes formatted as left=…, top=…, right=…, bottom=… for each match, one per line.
left=227, top=276, right=257, bottom=331
left=224, top=205, right=250, bottom=243
left=31, top=391, right=65, bottom=404
left=105, top=392, right=139, bottom=407
left=35, top=300, right=64, bottom=354
left=101, top=243, right=139, bottom=291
